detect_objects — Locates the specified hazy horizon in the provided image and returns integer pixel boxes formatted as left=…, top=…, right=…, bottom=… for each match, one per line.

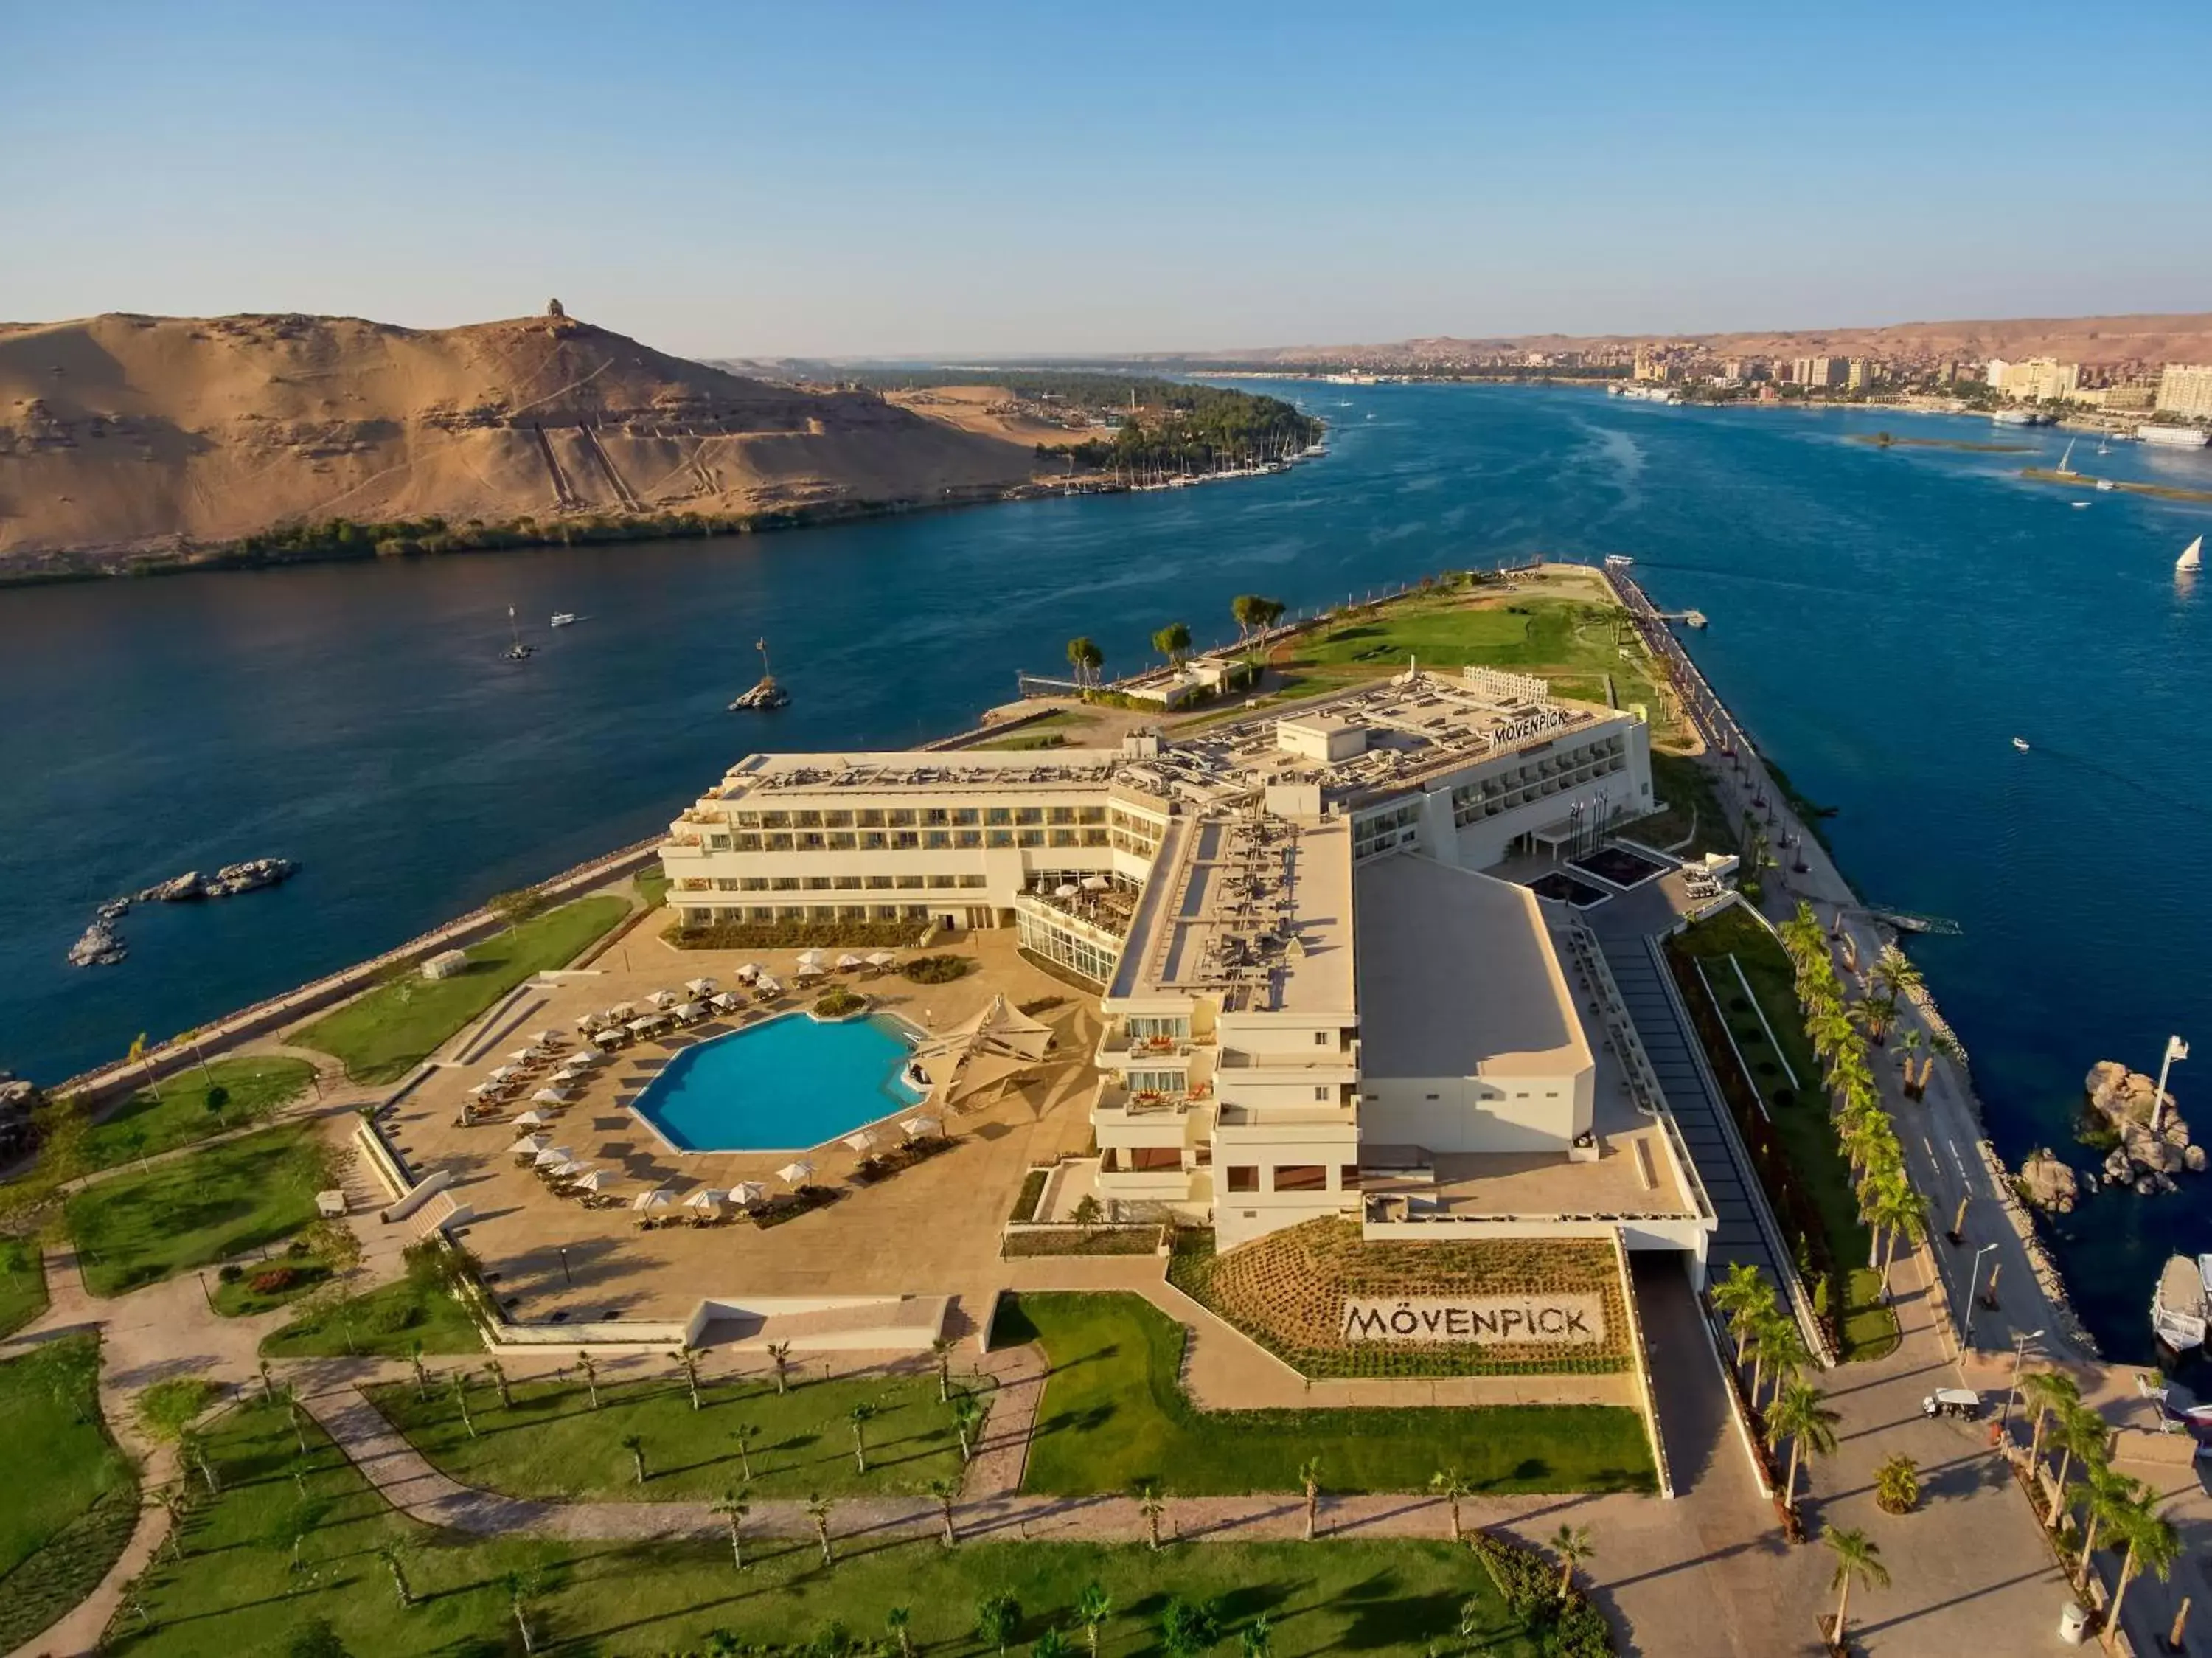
left=7, top=1, right=2208, bottom=358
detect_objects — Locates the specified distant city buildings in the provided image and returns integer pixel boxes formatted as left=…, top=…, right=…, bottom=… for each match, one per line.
left=1790, top=356, right=1848, bottom=389
left=2156, top=364, right=2212, bottom=421
left=1985, top=356, right=2081, bottom=403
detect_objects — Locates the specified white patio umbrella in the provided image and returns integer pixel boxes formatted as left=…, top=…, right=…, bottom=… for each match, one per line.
left=572, top=1168, right=617, bottom=1193
left=549, top=1159, right=591, bottom=1180
left=684, top=1187, right=729, bottom=1210
left=628, top=1016, right=664, bottom=1034
left=775, top=1159, right=815, bottom=1188
left=633, top=1187, right=675, bottom=1212
left=487, top=1065, right=524, bottom=1082
left=730, top=1180, right=767, bottom=1207
left=842, top=1129, right=877, bottom=1154
left=533, top=1145, right=575, bottom=1169
left=734, top=962, right=763, bottom=982
left=608, top=1002, right=638, bottom=1019
left=531, top=1029, right=564, bottom=1046
left=1080, top=875, right=1110, bottom=891
left=709, top=991, right=742, bottom=1013
left=575, top=1013, right=604, bottom=1029
left=513, top=1109, right=551, bottom=1128
left=530, top=1086, right=574, bottom=1105
left=900, top=1115, right=942, bottom=1140
left=468, top=1082, right=507, bottom=1099
left=864, top=950, right=898, bottom=969
left=1054, top=883, right=1079, bottom=899
left=794, top=949, right=827, bottom=974
left=648, top=988, right=682, bottom=1010
left=675, top=1001, right=707, bottom=1022
left=591, top=1028, right=625, bottom=1047
left=554, top=1063, right=594, bottom=1081
left=754, top=975, right=782, bottom=996
left=509, top=1047, right=546, bottom=1063
left=564, top=1050, right=607, bottom=1067
left=835, top=953, right=865, bottom=973
left=507, top=1132, right=550, bottom=1156
left=684, top=977, right=718, bottom=996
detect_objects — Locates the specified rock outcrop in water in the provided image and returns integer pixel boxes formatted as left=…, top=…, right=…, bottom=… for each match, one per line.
left=64, top=856, right=298, bottom=967
left=2086, top=1059, right=2201, bottom=1196
left=0, top=1074, right=46, bottom=1162
left=2019, top=1148, right=2080, bottom=1214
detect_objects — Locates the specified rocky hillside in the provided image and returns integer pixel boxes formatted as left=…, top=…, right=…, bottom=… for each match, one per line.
left=0, top=308, right=1040, bottom=572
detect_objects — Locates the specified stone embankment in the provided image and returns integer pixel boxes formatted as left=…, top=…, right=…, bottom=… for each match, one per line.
left=2083, top=1059, right=2204, bottom=1196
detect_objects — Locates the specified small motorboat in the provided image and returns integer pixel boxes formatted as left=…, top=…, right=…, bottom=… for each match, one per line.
left=2070, top=501, right=2091, bottom=508
left=2011, top=737, right=2031, bottom=752
left=2096, top=479, right=2116, bottom=491
left=550, top=612, right=580, bottom=628
left=2153, top=1253, right=2209, bottom=1353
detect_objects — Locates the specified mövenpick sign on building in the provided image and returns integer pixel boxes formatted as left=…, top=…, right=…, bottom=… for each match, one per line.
left=1340, top=1295, right=1607, bottom=1345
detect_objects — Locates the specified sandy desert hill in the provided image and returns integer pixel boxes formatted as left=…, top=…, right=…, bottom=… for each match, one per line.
left=0, top=310, right=1040, bottom=568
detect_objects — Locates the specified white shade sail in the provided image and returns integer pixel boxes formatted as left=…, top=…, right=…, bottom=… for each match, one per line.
left=734, top=962, right=763, bottom=981
left=532, top=1145, right=575, bottom=1168
left=684, top=977, right=718, bottom=995
left=648, top=989, right=682, bottom=1010
left=775, top=1159, right=815, bottom=1187
left=794, top=949, right=827, bottom=972
left=530, top=1087, right=574, bottom=1105
left=530, top=1029, right=563, bottom=1046
left=900, top=1115, right=942, bottom=1139
left=842, top=1130, right=877, bottom=1154
left=835, top=954, right=865, bottom=971
left=865, top=950, right=898, bottom=968
left=507, top=1132, right=550, bottom=1155
left=573, top=1168, right=616, bottom=1192
left=512, top=1109, right=550, bottom=1128
left=549, top=1159, right=590, bottom=1179
left=730, top=1180, right=767, bottom=1206
left=908, top=993, right=1056, bottom=1107
left=684, top=1188, right=729, bottom=1210
left=633, top=1187, right=675, bottom=1210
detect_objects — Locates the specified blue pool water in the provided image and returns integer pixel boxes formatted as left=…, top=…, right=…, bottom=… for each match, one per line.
left=631, top=1013, right=924, bottom=1153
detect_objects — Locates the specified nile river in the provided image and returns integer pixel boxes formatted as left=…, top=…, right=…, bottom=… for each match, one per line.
left=4, top=384, right=2210, bottom=1356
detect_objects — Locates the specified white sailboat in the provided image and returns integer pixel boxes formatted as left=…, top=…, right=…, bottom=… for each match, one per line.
left=2056, top=437, right=2077, bottom=474
left=502, top=606, right=535, bottom=660
left=2180, top=535, right=2204, bottom=574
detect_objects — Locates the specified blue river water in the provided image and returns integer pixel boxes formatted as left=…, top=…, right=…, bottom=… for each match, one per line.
left=3, top=382, right=2209, bottom=1356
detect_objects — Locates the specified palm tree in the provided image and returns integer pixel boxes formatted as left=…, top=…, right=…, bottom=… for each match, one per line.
left=1766, top=1381, right=1840, bottom=1510
left=2046, top=1402, right=2109, bottom=1531
left=1430, top=1466, right=1472, bottom=1541
left=2107, top=1499, right=2181, bottom=1640
left=730, top=1421, right=759, bottom=1481
left=1034, top=1631, right=1074, bottom=1658
left=503, top=1567, right=545, bottom=1655
left=1152, top=622, right=1192, bottom=667
left=885, top=1606, right=914, bottom=1658
left=1896, top=1027, right=1928, bottom=1094
left=1823, top=1527, right=1889, bottom=1648
left=154, top=1482, right=192, bottom=1561
left=1872, top=1453, right=1921, bottom=1516
left=672, top=1345, right=703, bottom=1411
left=975, top=1589, right=1021, bottom=1655
left=849, top=1401, right=880, bottom=1474
left=1135, top=1477, right=1167, bottom=1550
left=1870, top=943, right=1922, bottom=1010
left=574, top=1348, right=600, bottom=1409
left=1239, top=1613, right=1275, bottom=1658
left=377, top=1543, right=414, bottom=1608
left=710, top=1486, right=750, bottom=1572
left=448, top=1369, right=478, bottom=1440
left=1750, top=1308, right=1808, bottom=1409
left=931, top=1335, right=958, bottom=1402
left=1550, top=1522, right=1596, bottom=1598
left=484, top=1357, right=513, bottom=1410
left=928, top=1474, right=961, bottom=1544
left=765, top=1342, right=793, bottom=1395
left=951, top=1389, right=988, bottom=1462
left=621, top=1433, right=647, bottom=1485
left=1065, top=637, right=1105, bottom=690
left=408, top=1339, right=431, bottom=1401
left=178, top=1426, right=220, bottom=1494
left=2021, top=1370, right=2081, bottom=1469
left=2072, top=1465, right=2144, bottom=1588
left=1871, top=1180, right=1928, bottom=1286
left=1711, top=1263, right=1773, bottom=1364
left=1074, top=1582, right=1113, bottom=1654
left=1298, top=1456, right=1324, bottom=1541
left=807, top=1492, right=835, bottom=1565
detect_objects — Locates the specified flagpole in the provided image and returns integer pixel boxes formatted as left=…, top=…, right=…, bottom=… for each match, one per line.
left=2153, top=1035, right=2189, bottom=1134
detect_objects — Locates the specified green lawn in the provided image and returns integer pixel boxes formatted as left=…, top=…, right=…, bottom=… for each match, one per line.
left=111, top=1397, right=1543, bottom=1657
left=0, top=1336, right=140, bottom=1654
left=294, top=895, right=630, bottom=1083
left=1638, top=750, right=1735, bottom=857
left=82, top=1056, right=316, bottom=1173
left=209, top=1252, right=334, bottom=1319
left=1670, top=907, right=1900, bottom=1360
left=65, top=1124, right=327, bottom=1297
left=261, top=1267, right=484, bottom=1359
left=1004, top=1293, right=1655, bottom=1497
left=0, top=1235, right=48, bottom=1338
left=371, top=1362, right=971, bottom=1501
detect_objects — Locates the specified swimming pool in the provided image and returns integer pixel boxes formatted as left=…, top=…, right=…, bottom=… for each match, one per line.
left=630, top=1012, right=925, bottom=1153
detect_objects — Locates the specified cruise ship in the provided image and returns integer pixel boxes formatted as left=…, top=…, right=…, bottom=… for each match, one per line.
left=2138, top=425, right=2211, bottom=449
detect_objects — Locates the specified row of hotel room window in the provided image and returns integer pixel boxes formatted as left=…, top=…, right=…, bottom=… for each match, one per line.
left=1107, top=1146, right=1354, bottom=1190
left=712, top=828, right=1124, bottom=851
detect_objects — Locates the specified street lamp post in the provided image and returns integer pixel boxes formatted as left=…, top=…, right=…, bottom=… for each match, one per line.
left=1998, top=1329, right=2046, bottom=1428
left=1961, top=1243, right=1999, bottom=1350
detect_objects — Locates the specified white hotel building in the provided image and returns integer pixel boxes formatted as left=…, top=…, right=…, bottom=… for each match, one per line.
left=662, top=668, right=1715, bottom=1265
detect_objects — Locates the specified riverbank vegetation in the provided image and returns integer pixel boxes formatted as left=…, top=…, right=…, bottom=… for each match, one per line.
left=1001, top=1292, right=1655, bottom=1496
left=64, top=1123, right=329, bottom=1297
left=0, top=1335, right=139, bottom=1653
left=295, top=894, right=629, bottom=1083
left=80, top=1055, right=316, bottom=1173
left=106, top=1396, right=1550, bottom=1658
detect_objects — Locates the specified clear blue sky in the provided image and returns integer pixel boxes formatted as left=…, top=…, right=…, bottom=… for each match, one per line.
left=5, top=1, right=2206, bottom=358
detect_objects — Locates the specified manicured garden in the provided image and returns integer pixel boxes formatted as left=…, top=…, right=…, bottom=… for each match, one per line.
left=1669, top=906, right=1899, bottom=1359
left=80, top=1055, right=316, bottom=1173
left=370, top=1358, right=973, bottom=1502
left=0, top=1336, right=139, bottom=1653
left=296, top=894, right=630, bottom=1083
left=108, top=1397, right=1557, bottom=1657
left=260, top=1249, right=484, bottom=1359
left=0, top=1234, right=48, bottom=1337
left=65, top=1123, right=328, bottom=1297
left=1002, top=1292, right=1655, bottom=1497
left=1639, top=750, right=1735, bottom=856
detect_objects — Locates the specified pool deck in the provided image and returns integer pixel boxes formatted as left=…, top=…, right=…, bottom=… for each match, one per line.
left=378, top=928, right=1100, bottom=1328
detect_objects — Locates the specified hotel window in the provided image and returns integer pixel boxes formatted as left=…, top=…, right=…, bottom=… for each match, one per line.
left=765, top=833, right=794, bottom=852
left=861, top=832, right=887, bottom=850
left=838, top=904, right=868, bottom=919
left=809, top=905, right=836, bottom=920
left=1340, top=1165, right=1360, bottom=1189
left=832, top=875, right=862, bottom=890
left=748, top=906, right=775, bottom=922
left=987, top=829, right=1015, bottom=849
left=707, top=834, right=731, bottom=850
left=830, top=833, right=856, bottom=850
left=734, top=833, right=762, bottom=852
left=1015, top=806, right=1043, bottom=825
left=1078, top=805, right=1107, bottom=824
left=1129, top=1146, right=1182, bottom=1172
left=1048, top=806, right=1075, bottom=825
left=823, top=810, right=853, bottom=828
left=1082, top=829, right=1110, bottom=847
left=986, top=807, right=1012, bottom=826
left=958, top=874, right=987, bottom=889
left=1272, top=1165, right=1327, bottom=1192
left=1049, top=829, right=1078, bottom=847
left=733, top=811, right=762, bottom=828
left=1314, top=1031, right=1329, bottom=1045
left=1313, top=1086, right=1329, bottom=1101
left=887, top=808, right=916, bottom=828
left=902, top=903, right=930, bottom=919
left=953, top=808, right=980, bottom=826
left=922, top=808, right=949, bottom=826
left=924, top=830, right=952, bottom=850
left=866, top=875, right=895, bottom=890
left=1127, top=1016, right=1189, bottom=1039
left=1225, top=1166, right=1259, bottom=1193
left=714, top=906, right=742, bottom=923
left=799, top=833, right=826, bottom=851
left=956, top=829, right=984, bottom=849
left=804, top=877, right=832, bottom=891
left=714, top=878, right=742, bottom=891
left=759, top=811, right=790, bottom=829
left=927, top=875, right=956, bottom=889
left=681, top=907, right=711, bottom=926
left=895, top=875, right=924, bottom=889
left=740, top=877, right=769, bottom=892
left=776, top=905, right=805, bottom=921
left=891, top=831, right=919, bottom=850
left=1017, top=830, right=1045, bottom=847
left=771, top=877, right=801, bottom=892
left=871, top=904, right=900, bottom=920
left=793, top=810, right=821, bottom=828
left=1127, top=1069, right=1186, bottom=1096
